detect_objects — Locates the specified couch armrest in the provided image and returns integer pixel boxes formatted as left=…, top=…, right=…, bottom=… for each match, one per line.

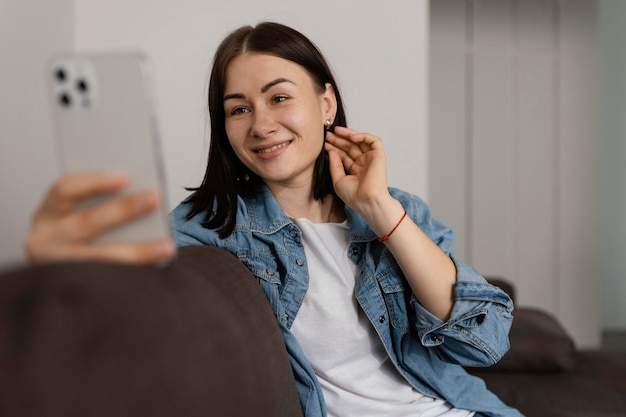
left=0, top=246, right=302, bottom=417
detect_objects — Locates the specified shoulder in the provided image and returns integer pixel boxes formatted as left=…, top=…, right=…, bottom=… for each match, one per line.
left=169, top=193, right=247, bottom=247
left=169, top=191, right=277, bottom=247
left=169, top=198, right=215, bottom=247
left=388, top=187, right=430, bottom=218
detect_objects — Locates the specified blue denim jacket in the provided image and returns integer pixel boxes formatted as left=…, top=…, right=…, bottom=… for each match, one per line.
left=170, top=185, right=523, bottom=417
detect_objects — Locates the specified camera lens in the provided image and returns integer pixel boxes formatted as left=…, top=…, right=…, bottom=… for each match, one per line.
left=76, top=79, right=89, bottom=93
left=55, top=68, right=66, bottom=82
left=59, top=93, right=71, bottom=107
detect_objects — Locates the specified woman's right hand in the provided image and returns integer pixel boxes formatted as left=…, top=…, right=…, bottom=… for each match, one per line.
left=25, top=172, right=176, bottom=265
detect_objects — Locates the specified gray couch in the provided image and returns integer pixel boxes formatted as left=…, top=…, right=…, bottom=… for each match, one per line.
left=468, top=279, right=626, bottom=417
left=3, top=247, right=625, bottom=417
left=0, top=246, right=303, bottom=417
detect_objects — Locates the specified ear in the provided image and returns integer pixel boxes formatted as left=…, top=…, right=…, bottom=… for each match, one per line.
left=321, top=83, right=337, bottom=124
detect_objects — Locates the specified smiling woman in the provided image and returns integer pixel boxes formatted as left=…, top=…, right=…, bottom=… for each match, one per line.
left=25, top=21, right=522, bottom=417
left=168, top=22, right=522, bottom=417
left=222, top=54, right=337, bottom=196
left=184, top=23, right=348, bottom=238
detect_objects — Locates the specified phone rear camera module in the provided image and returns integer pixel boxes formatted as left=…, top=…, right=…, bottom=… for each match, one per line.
left=76, top=79, right=89, bottom=93
left=58, top=92, right=72, bottom=108
left=55, top=68, right=67, bottom=83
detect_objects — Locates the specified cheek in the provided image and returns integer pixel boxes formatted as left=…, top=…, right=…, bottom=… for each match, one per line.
left=286, top=106, right=324, bottom=136
left=225, top=122, right=244, bottom=147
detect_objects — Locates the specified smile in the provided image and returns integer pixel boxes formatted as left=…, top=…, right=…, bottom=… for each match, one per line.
left=255, top=141, right=291, bottom=154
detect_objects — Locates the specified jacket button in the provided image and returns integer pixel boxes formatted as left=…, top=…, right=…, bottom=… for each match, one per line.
left=379, top=315, right=386, bottom=323
left=351, top=247, right=359, bottom=255
left=266, top=268, right=274, bottom=276
left=296, top=259, right=304, bottom=266
left=430, top=334, right=442, bottom=342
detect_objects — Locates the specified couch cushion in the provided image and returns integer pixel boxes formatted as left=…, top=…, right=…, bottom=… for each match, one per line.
left=492, top=307, right=577, bottom=372
left=0, top=246, right=303, bottom=417
left=469, top=350, right=626, bottom=416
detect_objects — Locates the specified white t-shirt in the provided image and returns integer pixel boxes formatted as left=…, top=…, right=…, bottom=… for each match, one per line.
left=290, top=218, right=474, bottom=417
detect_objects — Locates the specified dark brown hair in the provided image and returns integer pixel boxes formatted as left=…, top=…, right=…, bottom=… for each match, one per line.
left=184, top=22, right=347, bottom=238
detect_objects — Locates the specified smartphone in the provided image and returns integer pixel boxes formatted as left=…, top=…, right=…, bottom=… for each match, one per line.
left=47, top=51, right=171, bottom=245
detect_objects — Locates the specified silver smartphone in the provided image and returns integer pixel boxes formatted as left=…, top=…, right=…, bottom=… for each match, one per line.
left=47, top=51, right=171, bottom=245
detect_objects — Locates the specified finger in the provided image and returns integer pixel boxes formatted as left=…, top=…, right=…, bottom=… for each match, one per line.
left=326, top=129, right=357, bottom=149
left=81, top=239, right=177, bottom=265
left=65, top=189, right=161, bottom=242
left=39, top=238, right=177, bottom=265
left=332, top=126, right=377, bottom=146
left=327, top=149, right=348, bottom=185
left=326, top=131, right=365, bottom=162
left=328, top=129, right=381, bottom=156
left=37, top=172, right=129, bottom=219
left=325, top=140, right=349, bottom=162
left=326, top=141, right=356, bottom=172
left=332, top=125, right=362, bottom=138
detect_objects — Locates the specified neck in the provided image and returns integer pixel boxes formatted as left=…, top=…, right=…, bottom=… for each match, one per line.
left=270, top=184, right=343, bottom=223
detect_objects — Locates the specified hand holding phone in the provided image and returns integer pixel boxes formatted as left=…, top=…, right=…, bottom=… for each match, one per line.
left=26, top=52, right=175, bottom=264
left=26, top=172, right=176, bottom=264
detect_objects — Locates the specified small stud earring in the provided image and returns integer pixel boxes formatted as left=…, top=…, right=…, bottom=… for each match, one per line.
left=325, top=118, right=333, bottom=129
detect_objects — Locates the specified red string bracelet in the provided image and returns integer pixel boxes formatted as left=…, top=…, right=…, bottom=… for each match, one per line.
left=377, top=210, right=407, bottom=242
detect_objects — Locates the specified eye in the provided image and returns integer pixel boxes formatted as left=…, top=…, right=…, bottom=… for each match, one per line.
left=272, top=95, right=288, bottom=104
left=229, top=106, right=249, bottom=116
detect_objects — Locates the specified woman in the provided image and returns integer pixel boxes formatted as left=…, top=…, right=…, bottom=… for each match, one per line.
left=27, top=22, right=522, bottom=417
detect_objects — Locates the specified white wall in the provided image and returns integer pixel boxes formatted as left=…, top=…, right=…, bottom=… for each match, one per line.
left=0, top=0, right=429, bottom=267
left=429, top=0, right=601, bottom=347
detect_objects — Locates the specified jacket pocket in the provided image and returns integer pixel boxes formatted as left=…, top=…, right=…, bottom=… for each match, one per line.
left=377, top=268, right=410, bottom=331
left=237, top=252, right=283, bottom=322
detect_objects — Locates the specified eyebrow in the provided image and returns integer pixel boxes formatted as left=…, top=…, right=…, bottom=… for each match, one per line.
left=223, top=78, right=295, bottom=101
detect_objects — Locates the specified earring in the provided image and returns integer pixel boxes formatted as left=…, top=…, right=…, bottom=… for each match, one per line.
left=325, top=116, right=334, bottom=129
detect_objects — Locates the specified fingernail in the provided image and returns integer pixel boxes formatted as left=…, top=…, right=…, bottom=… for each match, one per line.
left=136, top=190, right=159, bottom=210
left=154, top=240, right=176, bottom=260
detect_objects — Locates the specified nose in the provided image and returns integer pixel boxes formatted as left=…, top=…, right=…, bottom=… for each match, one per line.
left=250, top=107, right=277, bottom=138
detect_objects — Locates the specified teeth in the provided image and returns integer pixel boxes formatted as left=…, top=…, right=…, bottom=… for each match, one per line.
left=257, top=142, right=288, bottom=153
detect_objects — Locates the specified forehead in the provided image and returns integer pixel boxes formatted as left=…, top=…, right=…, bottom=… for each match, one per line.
left=224, top=53, right=316, bottom=92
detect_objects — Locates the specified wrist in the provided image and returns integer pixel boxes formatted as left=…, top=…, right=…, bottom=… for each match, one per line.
left=377, top=210, right=407, bottom=242
left=360, top=198, right=406, bottom=238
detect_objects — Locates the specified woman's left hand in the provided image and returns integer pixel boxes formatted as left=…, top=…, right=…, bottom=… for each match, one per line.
left=325, top=126, right=391, bottom=214
left=327, top=126, right=456, bottom=320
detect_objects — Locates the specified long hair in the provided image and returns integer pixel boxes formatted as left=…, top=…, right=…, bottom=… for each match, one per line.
left=184, top=22, right=348, bottom=238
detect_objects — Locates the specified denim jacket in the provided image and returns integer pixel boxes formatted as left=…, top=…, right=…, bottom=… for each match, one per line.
left=170, top=185, right=523, bottom=417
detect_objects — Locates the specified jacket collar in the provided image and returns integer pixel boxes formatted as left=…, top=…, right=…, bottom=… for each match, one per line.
left=242, top=184, right=377, bottom=242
